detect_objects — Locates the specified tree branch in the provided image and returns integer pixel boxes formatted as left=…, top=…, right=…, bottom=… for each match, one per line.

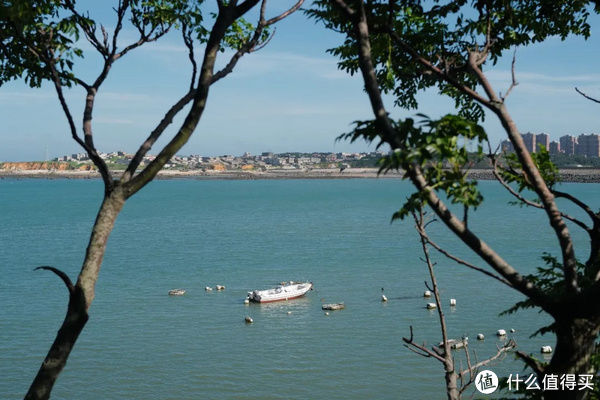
left=490, top=157, right=592, bottom=233
left=408, top=165, right=553, bottom=310
left=122, top=89, right=196, bottom=181
left=44, top=50, right=112, bottom=190
left=34, top=266, right=74, bottom=294
left=412, top=209, right=454, bottom=373
left=515, top=350, right=545, bottom=375
left=386, top=7, right=580, bottom=294
left=332, top=0, right=551, bottom=310
left=458, top=339, right=517, bottom=395
left=124, top=4, right=253, bottom=196
left=123, top=0, right=304, bottom=181
left=500, top=49, right=518, bottom=102
left=387, top=30, right=491, bottom=107
left=552, top=190, right=599, bottom=224
left=63, top=0, right=109, bottom=58
left=575, top=87, right=600, bottom=104
left=402, top=326, right=446, bottom=363
left=419, top=225, right=513, bottom=288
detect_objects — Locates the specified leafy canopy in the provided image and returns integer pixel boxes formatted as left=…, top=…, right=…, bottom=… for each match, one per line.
left=0, top=0, right=264, bottom=88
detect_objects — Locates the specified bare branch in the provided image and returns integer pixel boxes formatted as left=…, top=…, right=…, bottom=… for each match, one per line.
left=463, top=339, right=516, bottom=375
left=182, top=24, right=197, bottom=91
left=264, top=0, right=304, bottom=25
left=408, top=165, right=552, bottom=309
left=402, top=326, right=446, bottom=363
left=500, top=49, right=518, bottom=102
left=110, top=0, right=130, bottom=57
left=420, top=227, right=513, bottom=288
left=44, top=52, right=112, bottom=190
left=125, top=3, right=257, bottom=196
left=34, top=266, right=74, bottom=294
left=122, top=89, right=196, bottom=180
left=412, top=209, right=452, bottom=369
left=63, top=0, right=109, bottom=58
left=490, top=157, right=591, bottom=233
left=213, top=0, right=305, bottom=84
left=124, top=0, right=303, bottom=181
left=113, top=26, right=170, bottom=61
left=575, top=87, right=600, bottom=104
left=552, top=189, right=599, bottom=224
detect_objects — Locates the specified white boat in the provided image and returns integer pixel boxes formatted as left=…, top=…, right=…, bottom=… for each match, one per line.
left=247, top=281, right=313, bottom=303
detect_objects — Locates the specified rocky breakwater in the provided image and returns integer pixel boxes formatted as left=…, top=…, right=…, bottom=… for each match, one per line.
left=467, top=168, right=600, bottom=183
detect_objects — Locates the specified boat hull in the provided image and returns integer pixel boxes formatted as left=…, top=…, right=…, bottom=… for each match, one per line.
left=248, top=282, right=312, bottom=303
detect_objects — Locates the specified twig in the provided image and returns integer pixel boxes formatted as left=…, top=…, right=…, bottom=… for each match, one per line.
left=416, top=221, right=513, bottom=288
left=575, top=87, right=600, bottom=104
left=500, top=49, right=518, bottom=101
left=402, top=326, right=446, bottom=363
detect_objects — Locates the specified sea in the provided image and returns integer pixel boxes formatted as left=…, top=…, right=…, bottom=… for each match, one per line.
left=1, top=178, right=597, bottom=399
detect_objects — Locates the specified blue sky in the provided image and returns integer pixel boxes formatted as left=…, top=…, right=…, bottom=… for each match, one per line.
left=1, top=2, right=599, bottom=161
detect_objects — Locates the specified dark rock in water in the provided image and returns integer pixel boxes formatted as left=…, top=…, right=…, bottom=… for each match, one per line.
left=322, top=303, right=345, bottom=311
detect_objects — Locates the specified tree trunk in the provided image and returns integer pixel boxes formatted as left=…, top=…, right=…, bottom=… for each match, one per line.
left=542, top=317, right=600, bottom=400
left=445, top=370, right=459, bottom=400
left=25, top=188, right=125, bottom=400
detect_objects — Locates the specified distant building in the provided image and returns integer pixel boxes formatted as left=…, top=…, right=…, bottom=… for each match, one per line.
left=549, top=141, right=560, bottom=155
left=521, top=132, right=536, bottom=153
left=535, top=133, right=550, bottom=151
left=560, top=135, right=577, bottom=155
left=576, top=134, right=600, bottom=157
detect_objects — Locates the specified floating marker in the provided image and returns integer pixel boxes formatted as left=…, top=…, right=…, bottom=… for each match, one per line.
left=205, top=286, right=213, bottom=291
left=245, top=316, right=253, bottom=324
left=424, top=290, right=432, bottom=298
left=450, top=298, right=457, bottom=306
left=215, top=285, right=226, bottom=291
left=510, top=328, right=516, bottom=333
left=426, top=303, right=437, bottom=309
left=477, top=333, right=485, bottom=340
left=244, top=298, right=250, bottom=305
left=381, top=294, right=388, bottom=302
left=497, top=329, right=507, bottom=336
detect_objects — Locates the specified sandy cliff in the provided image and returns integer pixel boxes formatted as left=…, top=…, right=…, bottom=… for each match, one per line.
left=0, top=162, right=95, bottom=171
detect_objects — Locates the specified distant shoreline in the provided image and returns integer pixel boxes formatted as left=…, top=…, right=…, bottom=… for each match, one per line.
left=1, top=168, right=599, bottom=183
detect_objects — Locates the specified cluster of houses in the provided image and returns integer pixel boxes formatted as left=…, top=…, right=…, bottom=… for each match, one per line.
left=501, top=133, right=600, bottom=158
left=55, top=151, right=384, bottom=170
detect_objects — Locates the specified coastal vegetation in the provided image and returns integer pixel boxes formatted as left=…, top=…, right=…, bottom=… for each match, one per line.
left=309, top=0, right=600, bottom=399
left=1, top=0, right=303, bottom=399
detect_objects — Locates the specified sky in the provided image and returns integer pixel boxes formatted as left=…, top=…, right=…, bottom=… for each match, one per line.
left=1, top=2, right=600, bottom=161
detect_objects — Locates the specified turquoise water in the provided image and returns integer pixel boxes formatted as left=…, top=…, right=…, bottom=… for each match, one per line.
left=1, top=178, right=597, bottom=399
